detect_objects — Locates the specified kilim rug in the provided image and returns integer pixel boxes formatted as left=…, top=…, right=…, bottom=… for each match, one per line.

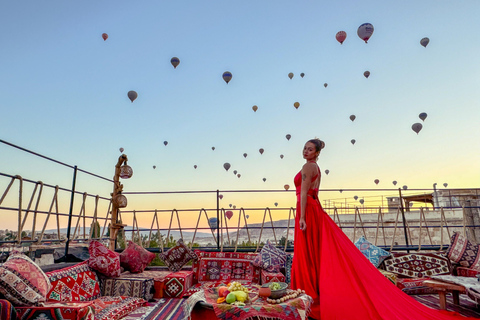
left=139, top=298, right=186, bottom=320
left=412, top=294, right=480, bottom=318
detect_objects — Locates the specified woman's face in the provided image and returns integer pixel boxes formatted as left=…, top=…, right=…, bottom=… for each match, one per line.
left=303, top=142, right=318, bottom=161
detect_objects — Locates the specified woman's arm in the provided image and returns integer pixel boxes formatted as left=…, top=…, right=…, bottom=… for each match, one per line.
left=299, top=163, right=315, bottom=230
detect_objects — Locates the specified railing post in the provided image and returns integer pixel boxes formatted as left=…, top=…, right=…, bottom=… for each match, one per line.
left=65, top=165, right=78, bottom=258
left=398, top=188, right=410, bottom=253
left=216, top=189, right=220, bottom=250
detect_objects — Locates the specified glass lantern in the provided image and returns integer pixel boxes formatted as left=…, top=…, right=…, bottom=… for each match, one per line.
left=115, top=194, right=128, bottom=208
left=120, top=164, right=133, bottom=179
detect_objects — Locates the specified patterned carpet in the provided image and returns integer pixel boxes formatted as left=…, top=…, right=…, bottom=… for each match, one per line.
left=121, top=298, right=187, bottom=320
left=412, top=294, right=480, bottom=318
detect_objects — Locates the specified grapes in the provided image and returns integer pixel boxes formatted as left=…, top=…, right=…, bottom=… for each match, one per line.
left=269, top=282, right=281, bottom=290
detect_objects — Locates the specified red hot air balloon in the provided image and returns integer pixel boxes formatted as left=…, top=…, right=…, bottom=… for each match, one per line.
left=237, top=174, right=241, bottom=178
left=102, top=33, right=108, bottom=41
left=336, top=31, right=347, bottom=44
left=128, top=91, right=138, bottom=102
left=284, top=184, right=290, bottom=191
left=170, top=57, right=180, bottom=68
left=225, top=211, right=233, bottom=220
left=223, top=71, right=232, bottom=84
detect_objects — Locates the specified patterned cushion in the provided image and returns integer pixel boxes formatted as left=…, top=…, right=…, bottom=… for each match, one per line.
left=384, top=253, right=451, bottom=278
left=158, top=239, right=198, bottom=272
left=285, top=254, right=293, bottom=285
left=252, top=240, right=287, bottom=272
left=261, top=269, right=286, bottom=284
left=88, top=240, right=121, bottom=277
left=354, top=236, right=391, bottom=268
left=120, top=269, right=171, bottom=299
left=46, top=261, right=100, bottom=302
left=456, top=267, right=480, bottom=277
left=15, top=301, right=95, bottom=320
left=163, top=270, right=194, bottom=298
left=100, top=276, right=154, bottom=301
left=0, top=251, right=51, bottom=306
left=192, top=251, right=261, bottom=284
left=120, top=241, right=156, bottom=273
left=446, top=232, right=480, bottom=269
left=92, top=296, right=146, bottom=320
left=396, top=278, right=437, bottom=295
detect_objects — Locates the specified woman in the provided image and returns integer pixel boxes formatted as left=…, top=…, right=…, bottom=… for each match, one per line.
left=291, top=139, right=471, bottom=319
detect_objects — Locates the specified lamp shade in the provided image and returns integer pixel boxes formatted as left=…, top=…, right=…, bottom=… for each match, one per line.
left=114, top=194, right=128, bottom=208
left=120, top=164, right=133, bottom=179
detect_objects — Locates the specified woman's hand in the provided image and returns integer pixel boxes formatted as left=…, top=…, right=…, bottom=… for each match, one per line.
left=299, top=217, right=307, bottom=231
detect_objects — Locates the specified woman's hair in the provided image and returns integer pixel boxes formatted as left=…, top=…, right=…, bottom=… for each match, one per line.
left=308, top=138, right=325, bottom=152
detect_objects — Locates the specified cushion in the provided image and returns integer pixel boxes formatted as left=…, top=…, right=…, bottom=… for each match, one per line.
left=261, top=269, right=286, bottom=284
left=88, top=240, right=121, bottom=277
left=396, top=278, right=437, bottom=295
left=0, top=299, right=17, bottom=320
left=0, top=251, right=51, bottom=306
left=158, top=238, right=198, bottom=272
left=384, top=253, right=451, bottom=278
left=456, top=267, right=480, bottom=277
left=15, top=301, right=95, bottom=320
left=446, top=232, right=480, bottom=269
left=120, top=269, right=171, bottom=299
left=119, top=241, right=156, bottom=273
left=46, top=261, right=101, bottom=302
left=92, top=296, right=146, bottom=320
left=285, top=253, right=293, bottom=285
left=163, top=270, right=194, bottom=298
left=100, top=275, right=154, bottom=301
left=354, top=236, right=391, bottom=268
left=252, top=240, right=287, bottom=272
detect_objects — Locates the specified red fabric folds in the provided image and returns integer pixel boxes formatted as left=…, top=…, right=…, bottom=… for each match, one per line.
left=290, top=170, right=472, bottom=319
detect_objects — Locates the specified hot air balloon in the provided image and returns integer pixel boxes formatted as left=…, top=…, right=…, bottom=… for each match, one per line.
left=354, top=196, right=358, bottom=200
left=223, top=163, right=231, bottom=171
left=286, top=134, right=291, bottom=141
left=208, top=217, right=218, bottom=231
left=419, top=112, right=427, bottom=121
left=223, top=71, right=232, bottom=84
left=325, top=169, right=330, bottom=175
left=324, top=83, right=328, bottom=88
left=225, top=210, right=233, bottom=220
left=163, top=141, right=168, bottom=146
left=233, top=205, right=236, bottom=209
left=294, top=102, right=300, bottom=109
left=359, top=199, right=364, bottom=204
left=403, top=185, right=408, bottom=190
left=102, top=33, right=108, bottom=41
left=153, top=165, right=156, bottom=169
left=119, top=147, right=124, bottom=153
left=288, top=73, right=294, bottom=79
left=350, top=115, right=356, bottom=122
left=237, top=174, right=241, bottom=178
left=339, top=189, right=343, bottom=193
left=243, top=153, right=247, bottom=158
left=170, top=57, right=180, bottom=68
left=374, top=179, right=379, bottom=185
left=128, top=91, right=137, bottom=102
left=263, top=178, right=266, bottom=182
left=229, top=204, right=232, bottom=208
left=194, top=165, right=197, bottom=169
left=300, top=73, right=305, bottom=78
left=212, top=147, right=215, bottom=150
left=443, top=183, right=448, bottom=188
left=280, top=154, right=284, bottom=159
left=218, top=194, right=223, bottom=199
left=274, top=202, right=278, bottom=207
left=392, top=180, right=398, bottom=186
left=364, top=71, right=370, bottom=78
left=420, top=37, right=430, bottom=48
left=233, top=170, right=237, bottom=175
left=246, top=215, right=249, bottom=219
left=284, top=184, right=290, bottom=191
left=412, top=123, right=423, bottom=134
left=252, top=105, right=258, bottom=112
left=336, top=31, right=347, bottom=44
left=357, top=23, right=374, bottom=43
left=259, top=148, right=264, bottom=155
left=351, top=139, right=356, bottom=145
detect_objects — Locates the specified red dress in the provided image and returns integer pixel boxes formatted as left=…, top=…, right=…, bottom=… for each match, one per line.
left=291, top=168, right=471, bottom=319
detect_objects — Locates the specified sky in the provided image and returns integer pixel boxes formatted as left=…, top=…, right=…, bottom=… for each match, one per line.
left=1, top=1, right=479, bottom=231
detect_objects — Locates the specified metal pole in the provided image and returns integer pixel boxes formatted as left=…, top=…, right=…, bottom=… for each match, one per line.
left=398, top=188, right=410, bottom=253
left=216, top=190, right=220, bottom=250
left=65, top=165, right=78, bottom=259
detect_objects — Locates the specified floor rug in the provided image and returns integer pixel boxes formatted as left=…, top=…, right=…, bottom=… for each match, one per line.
left=412, top=294, right=480, bottom=318
left=142, top=298, right=186, bottom=320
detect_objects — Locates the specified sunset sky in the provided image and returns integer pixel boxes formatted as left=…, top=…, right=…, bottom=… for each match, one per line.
left=1, top=1, right=479, bottom=231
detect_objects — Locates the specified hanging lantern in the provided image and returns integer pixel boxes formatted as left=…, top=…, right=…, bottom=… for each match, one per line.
left=114, top=194, right=128, bottom=208
left=120, top=163, right=133, bottom=179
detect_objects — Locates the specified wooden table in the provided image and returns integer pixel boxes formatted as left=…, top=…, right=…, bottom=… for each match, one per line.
left=424, top=279, right=466, bottom=310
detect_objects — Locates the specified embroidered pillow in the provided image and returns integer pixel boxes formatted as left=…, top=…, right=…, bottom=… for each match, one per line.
left=445, top=232, right=480, bottom=269
left=119, top=241, right=156, bottom=273
left=92, top=296, right=147, bottom=320
left=46, top=261, right=101, bottom=302
left=384, top=253, right=451, bottom=278
left=0, top=251, right=52, bottom=306
left=192, top=251, right=258, bottom=283
left=88, top=240, right=121, bottom=277
left=252, top=240, right=287, bottom=272
left=354, top=236, right=391, bottom=268
left=158, top=238, right=198, bottom=272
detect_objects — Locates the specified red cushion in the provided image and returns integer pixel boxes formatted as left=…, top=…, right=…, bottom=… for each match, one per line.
left=158, top=239, right=198, bottom=272
left=88, top=240, right=121, bottom=277
left=119, top=241, right=156, bottom=273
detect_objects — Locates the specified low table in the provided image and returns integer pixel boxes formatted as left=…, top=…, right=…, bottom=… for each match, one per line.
left=424, top=279, right=466, bottom=310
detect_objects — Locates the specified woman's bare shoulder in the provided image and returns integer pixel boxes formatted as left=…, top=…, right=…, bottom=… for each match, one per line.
left=301, top=162, right=317, bottom=173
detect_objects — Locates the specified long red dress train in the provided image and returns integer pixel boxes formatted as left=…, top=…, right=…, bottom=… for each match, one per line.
left=290, top=169, right=472, bottom=319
